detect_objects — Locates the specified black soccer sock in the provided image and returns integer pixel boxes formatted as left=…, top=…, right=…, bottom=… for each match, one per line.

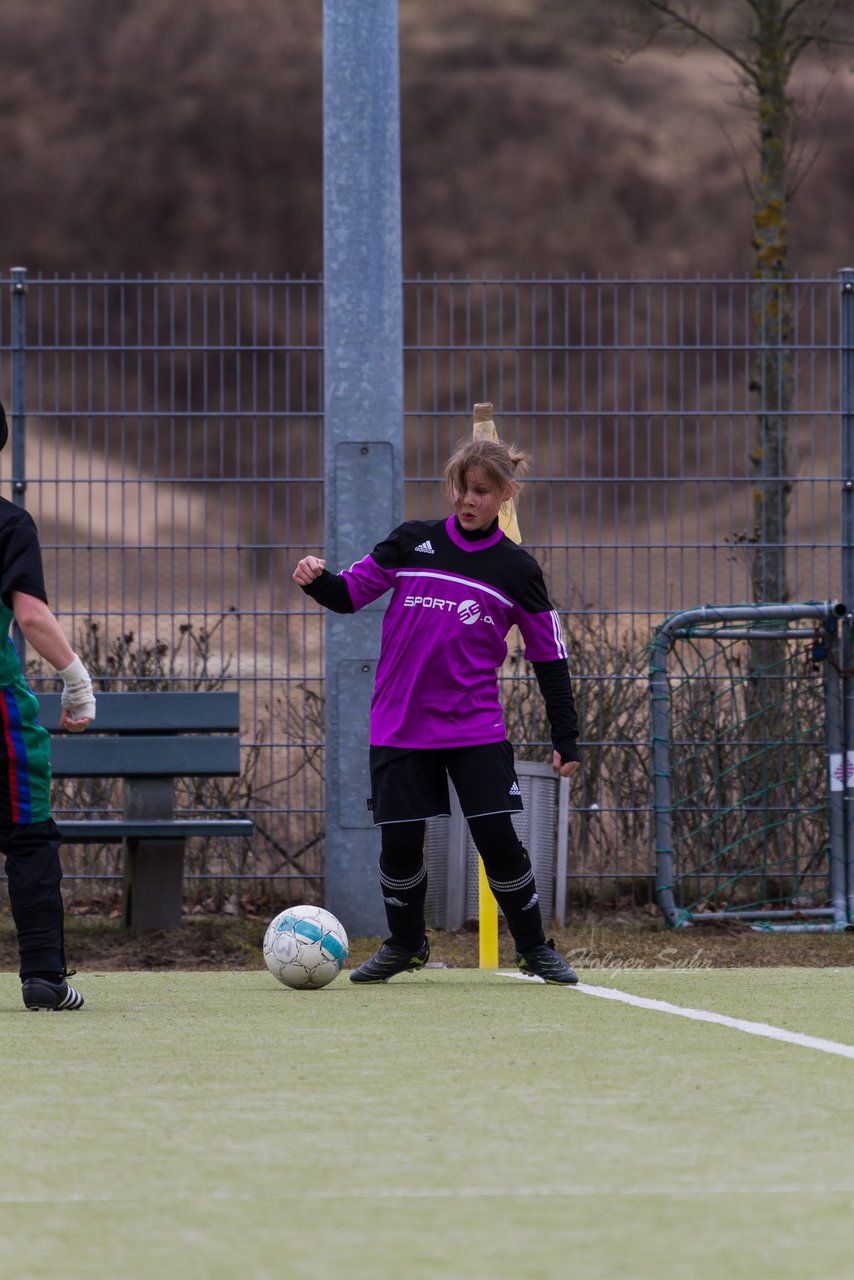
left=379, top=820, right=428, bottom=952
left=467, top=813, right=546, bottom=953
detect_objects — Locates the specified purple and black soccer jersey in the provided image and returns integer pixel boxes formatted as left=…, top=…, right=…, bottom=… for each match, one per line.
left=303, top=515, right=579, bottom=757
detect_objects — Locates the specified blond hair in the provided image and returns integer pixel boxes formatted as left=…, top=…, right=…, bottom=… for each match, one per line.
left=443, top=437, right=530, bottom=502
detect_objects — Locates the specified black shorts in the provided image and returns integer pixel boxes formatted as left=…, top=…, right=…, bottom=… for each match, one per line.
left=368, top=740, right=524, bottom=825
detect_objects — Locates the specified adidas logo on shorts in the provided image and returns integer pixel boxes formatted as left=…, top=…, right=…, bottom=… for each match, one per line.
left=414, top=540, right=435, bottom=554
left=509, top=781, right=521, bottom=796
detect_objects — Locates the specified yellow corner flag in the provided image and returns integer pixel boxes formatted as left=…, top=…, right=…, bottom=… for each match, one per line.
left=472, top=402, right=521, bottom=969
left=472, top=402, right=522, bottom=542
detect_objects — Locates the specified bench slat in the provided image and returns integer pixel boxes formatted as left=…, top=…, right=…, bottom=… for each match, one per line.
left=51, top=735, right=242, bottom=778
left=38, top=691, right=241, bottom=734
left=56, top=819, right=254, bottom=841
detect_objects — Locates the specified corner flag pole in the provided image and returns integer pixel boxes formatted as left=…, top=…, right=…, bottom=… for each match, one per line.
left=472, top=402, right=520, bottom=968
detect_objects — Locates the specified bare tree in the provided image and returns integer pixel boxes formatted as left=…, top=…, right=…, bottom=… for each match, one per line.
left=628, top=0, right=852, bottom=607
left=629, top=1, right=852, bottom=861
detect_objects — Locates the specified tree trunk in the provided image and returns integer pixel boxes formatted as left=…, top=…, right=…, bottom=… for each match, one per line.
left=749, top=0, right=793, bottom=608
left=746, top=2, right=795, bottom=870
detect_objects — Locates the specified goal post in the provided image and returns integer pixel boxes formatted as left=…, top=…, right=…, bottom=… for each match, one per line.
left=649, top=601, right=849, bottom=932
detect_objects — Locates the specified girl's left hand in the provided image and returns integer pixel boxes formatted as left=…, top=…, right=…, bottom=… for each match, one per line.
left=552, top=750, right=579, bottom=779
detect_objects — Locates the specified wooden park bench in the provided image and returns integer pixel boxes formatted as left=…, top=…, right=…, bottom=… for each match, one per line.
left=39, top=691, right=254, bottom=933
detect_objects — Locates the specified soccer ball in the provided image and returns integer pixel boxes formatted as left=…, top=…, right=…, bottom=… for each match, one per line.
left=263, top=905, right=349, bottom=990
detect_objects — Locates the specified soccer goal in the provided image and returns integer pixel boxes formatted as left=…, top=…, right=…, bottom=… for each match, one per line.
left=649, top=602, right=849, bottom=932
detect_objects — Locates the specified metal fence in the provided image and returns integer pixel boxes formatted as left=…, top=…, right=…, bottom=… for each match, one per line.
left=0, top=269, right=849, bottom=918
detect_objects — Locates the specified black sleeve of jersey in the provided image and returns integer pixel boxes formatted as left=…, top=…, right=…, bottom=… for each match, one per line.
left=0, top=512, right=48, bottom=608
left=514, top=556, right=553, bottom=613
left=301, top=569, right=354, bottom=614
left=531, top=658, right=579, bottom=763
left=300, top=524, right=416, bottom=612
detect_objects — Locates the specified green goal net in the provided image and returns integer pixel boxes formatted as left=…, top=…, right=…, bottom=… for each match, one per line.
left=649, top=604, right=847, bottom=931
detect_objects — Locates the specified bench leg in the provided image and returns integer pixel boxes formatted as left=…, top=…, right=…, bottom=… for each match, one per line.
left=123, top=838, right=185, bottom=933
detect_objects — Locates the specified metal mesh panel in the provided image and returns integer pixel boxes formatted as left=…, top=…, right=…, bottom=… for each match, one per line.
left=0, top=271, right=847, bottom=917
left=1, top=272, right=325, bottom=913
left=404, top=274, right=843, bottom=915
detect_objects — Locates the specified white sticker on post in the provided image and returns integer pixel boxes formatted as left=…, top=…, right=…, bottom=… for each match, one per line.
left=829, top=752, right=854, bottom=791
left=829, top=753, right=845, bottom=791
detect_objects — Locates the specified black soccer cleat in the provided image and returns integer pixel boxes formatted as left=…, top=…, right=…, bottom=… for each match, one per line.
left=515, top=939, right=579, bottom=985
left=22, top=976, right=85, bottom=1011
left=350, top=938, right=430, bottom=984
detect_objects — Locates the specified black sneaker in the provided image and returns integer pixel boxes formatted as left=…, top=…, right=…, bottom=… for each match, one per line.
left=350, top=938, right=430, bottom=984
left=22, top=976, right=85, bottom=1011
left=515, top=939, right=579, bottom=985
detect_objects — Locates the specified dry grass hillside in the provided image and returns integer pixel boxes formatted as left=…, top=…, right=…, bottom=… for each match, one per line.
left=0, top=0, right=851, bottom=278
left=0, top=0, right=850, bottom=632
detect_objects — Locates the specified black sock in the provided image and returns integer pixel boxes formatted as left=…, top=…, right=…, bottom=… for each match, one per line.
left=485, top=855, right=546, bottom=952
left=379, top=820, right=428, bottom=952
left=467, top=814, right=546, bottom=953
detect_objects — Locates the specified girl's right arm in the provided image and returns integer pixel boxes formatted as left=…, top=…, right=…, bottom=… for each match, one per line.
left=293, top=555, right=355, bottom=613
left=294, top=528, right=410, bottom=615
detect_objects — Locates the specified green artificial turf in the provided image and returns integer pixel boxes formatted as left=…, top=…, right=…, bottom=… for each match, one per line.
left=2, top=967, right=852, bottom=1280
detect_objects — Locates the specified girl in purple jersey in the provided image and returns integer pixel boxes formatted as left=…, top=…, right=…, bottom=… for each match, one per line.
left=294, top=436, right=580, bottom=984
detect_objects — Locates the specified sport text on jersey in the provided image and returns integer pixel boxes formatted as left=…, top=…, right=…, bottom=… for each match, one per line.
left=403, top=594, right=495, bottom=626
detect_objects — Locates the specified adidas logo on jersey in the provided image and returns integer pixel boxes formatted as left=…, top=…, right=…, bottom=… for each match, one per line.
left=509, top=781, right=521, bottom=796
left=414, top=540, right=435, bottom=554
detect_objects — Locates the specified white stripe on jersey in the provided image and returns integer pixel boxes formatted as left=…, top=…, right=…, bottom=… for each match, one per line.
left=549, top=609, right=569, bottom=660
left=395, top=569, right=515, bottom=609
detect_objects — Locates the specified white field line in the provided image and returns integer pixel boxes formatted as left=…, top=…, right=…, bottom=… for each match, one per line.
left=4, top=1183, right=854, bottom=1204
left=498, top=972, right=854, bottom=1061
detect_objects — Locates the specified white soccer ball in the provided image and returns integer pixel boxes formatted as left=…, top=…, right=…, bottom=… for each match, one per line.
left=263, top=905, right=349, bottom=990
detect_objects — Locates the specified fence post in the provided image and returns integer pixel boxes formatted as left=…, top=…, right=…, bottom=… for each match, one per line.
left=840, top=266, right=854, bottom=924
left=824, top=631, right=847, bottom=927
left=9, top=266, right=27, bottom=658
left=322, top=1, right=403, bottom=935
left=648, top=615, right=684, bottom=928
left=9, top=267, right=27, bottom=508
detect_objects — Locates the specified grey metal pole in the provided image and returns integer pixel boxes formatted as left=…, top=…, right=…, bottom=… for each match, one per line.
left=840, top=266, right=854, bottom=923
left=10, top=267, right=27, bottom=509
left=824, top=632, right=847, bottom=928
left=648, top=622, right=683, bottom=928
left=10, top=267, right=27, bottom=659
left=322, top=1, right=403, bottom=935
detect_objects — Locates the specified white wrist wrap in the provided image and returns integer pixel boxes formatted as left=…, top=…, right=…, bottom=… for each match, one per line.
left=57, top=655, right=96, bottom=720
